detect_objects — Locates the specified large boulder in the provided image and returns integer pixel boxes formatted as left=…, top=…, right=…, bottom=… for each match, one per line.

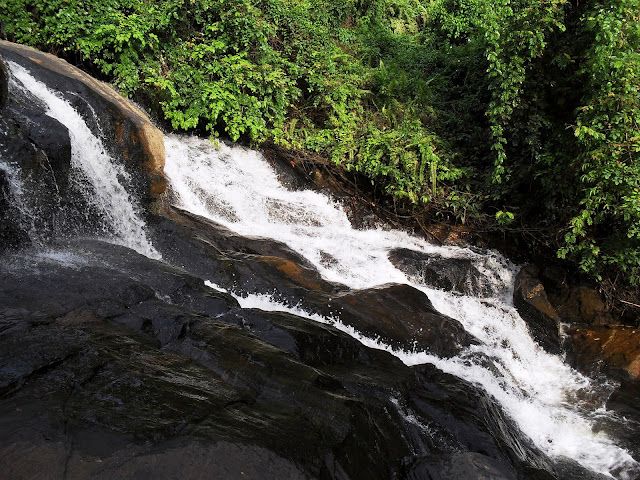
left=513, top=265, right=562, bottom=354
left=388, top=247, right=494, bottom=296
left=324, top=283, right=477, bottom=357
left=566, top=325, right=640, bottom=380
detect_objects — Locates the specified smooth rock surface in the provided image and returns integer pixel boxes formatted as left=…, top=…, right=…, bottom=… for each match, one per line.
left=513, top=265, right=562, bottom=354
left=0, top=241, right=554, bottom=480
left=388, top=247, right=493, bottom=296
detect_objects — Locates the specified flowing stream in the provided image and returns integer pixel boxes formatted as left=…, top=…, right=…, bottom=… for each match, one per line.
left=165, top=134, right=639, bottom=479
left=4, top=59, right=639, bottom=479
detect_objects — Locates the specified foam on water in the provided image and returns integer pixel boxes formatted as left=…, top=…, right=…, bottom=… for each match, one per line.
left=171, top=136, right=638, bottom=477
left=8, top=62, right=160, bottom=259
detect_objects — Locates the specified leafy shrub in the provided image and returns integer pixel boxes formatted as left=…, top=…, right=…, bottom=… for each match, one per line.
left=3, top=0, right=640, bottom=285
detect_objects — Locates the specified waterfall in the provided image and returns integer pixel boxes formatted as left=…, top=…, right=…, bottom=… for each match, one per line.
left=7, top=62, right=160, bottom=259
left=0, top=157, right=37, bottom=241
left=165, top=133, right=639, bottom=479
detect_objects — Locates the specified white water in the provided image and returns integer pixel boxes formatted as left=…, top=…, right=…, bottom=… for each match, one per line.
left=0, top=157, right=36, bottom=240
left=7, top=62, right=160, bottom=259
left=167, top=134, right=639, bottom=478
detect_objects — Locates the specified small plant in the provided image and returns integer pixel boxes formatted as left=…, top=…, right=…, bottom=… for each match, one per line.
left=495, top=210, right=515, bottom=226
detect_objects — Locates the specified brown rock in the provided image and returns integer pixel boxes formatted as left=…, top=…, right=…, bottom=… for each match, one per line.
left=553, top=286, right=613, bottom=326
left=568, top=326, right=640, bottom=379
left=513, top=265, right=562, bottom=354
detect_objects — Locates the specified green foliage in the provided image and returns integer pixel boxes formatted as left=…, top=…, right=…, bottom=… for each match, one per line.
left=2, top=0, right=464, bottom=209
left=495, top=210, right=515, bottom=226
left=3, top=0, right=640, bottom=285
left=559, top=0, right=640, bottom=283
left=433, top=0, right=568, bottom=183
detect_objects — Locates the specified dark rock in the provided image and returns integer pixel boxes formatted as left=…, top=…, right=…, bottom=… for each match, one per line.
left=388, top=247, right=493, bottom=296
left=552, top=458, right=613, bottom=480
left=408, top=364, right=553, bottom=478
left=406, top=452, right=517, bottom=480
left=151, top=205, right=342, bottom=302
left=605, top=378, right=640, bottom=462
left=325, top=283, right=477, bottom=357
left=0, top=239, right=570, bottom=479
left=0, top=49, right=74, bottom=245
left=513, top=265, right=562, bottom=354
left=0, top=169, right=30, bottom=251
left=0, top=55, right=7, bottom=108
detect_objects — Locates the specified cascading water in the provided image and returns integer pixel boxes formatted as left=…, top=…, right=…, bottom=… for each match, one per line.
left=165, top=133, right=639, bottom=479
left=0, top=158, right=34, bottom=237
left=7, top=62, right=160, bottom=259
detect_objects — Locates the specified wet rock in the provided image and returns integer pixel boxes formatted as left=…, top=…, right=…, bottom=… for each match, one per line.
left=566, top=325, right=640, bottom=380
left=0, top=55, right=7, bottom=108
left=513, top=265, right=562, bottom=354
left=406, top=452, right=517, bottom=480
left=326, top=283, right=477, bottom=357
left=408, top=364, right=554, bottom=478
left=0, top=169, right=30, bottom=251
left=552, top=458, right=612, bottom=480
left=0, top=240, right=570, bottom=479
left=605, top=378, right=640, bottom=462
left=0, top=50, right=73, bottom=244
left=0, top=243, right=407, bottom=479
left=549, top=286, right=613, bottom=326
left=151, top=206, right=341, bottom=302
left=160, top=206, right=321, bottom=271
left=388, top=248, right=493, bottom=296
left=0, top=40, right=166, bottom=203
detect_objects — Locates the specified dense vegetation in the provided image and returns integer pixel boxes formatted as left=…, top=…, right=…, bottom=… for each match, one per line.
left=2, top=0, right=639, bottom=286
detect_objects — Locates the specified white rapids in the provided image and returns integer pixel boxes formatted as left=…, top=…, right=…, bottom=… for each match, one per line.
left=7, top=62, right=160, bottom=259
left=165, top=133, right=639, bottom=479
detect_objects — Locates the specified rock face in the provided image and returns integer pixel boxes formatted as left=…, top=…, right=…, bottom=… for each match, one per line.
left=388, top=247, right=493, bottom=296
left=567, top=326, right=640, bottom=380
left=513, top=265, right=562, bottom=354
left=0, top=240, right=562, bottom=480
left=154, top=207, right=475, bottom=357
left=548, top=285, right=613, bottom=326
left=0, top=40, right=166, bottom=203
